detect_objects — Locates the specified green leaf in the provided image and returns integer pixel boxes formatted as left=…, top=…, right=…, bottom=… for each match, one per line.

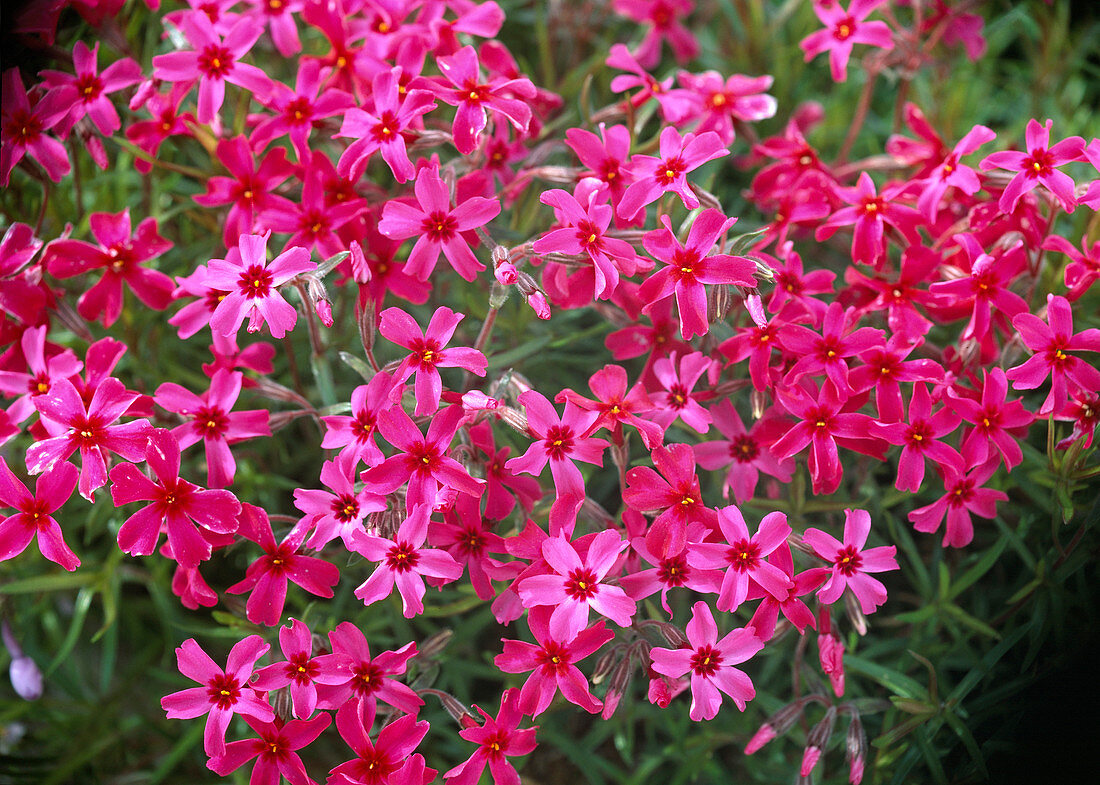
left=0, top=571, right=95, bottom=594
left=948, top=537, right=1009, bottom=600
left=845, top=655, right=928, bottom=699
left=943, top=603, right=1002, bottom=640
left=943, top=709, right=989, bottom=779
left=338, top=350, right=376, bottom=381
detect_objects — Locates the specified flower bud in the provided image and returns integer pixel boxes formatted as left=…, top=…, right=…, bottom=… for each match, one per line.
left=744, top=292, right=767, bottom=327
left=846, top=711, right=867, bottom=784
left=9, top=657, right=43, bottom=701
left=495, top=262, right=518, bottom=285
left=744, top=724, right=776, bottom=755
left=527, top=291, right=551, bottom=320
left=461, top=391, right=501, bottom=412
left=315, top=299, right=334, bottom=328
left=800, top=706, right=837, bottom=777
left=348, top=241, right=371, bottom=284
left=418, top=630, right=454, bottom=659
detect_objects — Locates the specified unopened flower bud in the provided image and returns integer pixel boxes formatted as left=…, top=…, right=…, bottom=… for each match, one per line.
left=270, top=686, right=295, bottom=722
left=358, top=298, right=377, bottom=356
left=846, top=711, right=867, bottom=785
left=744, top=292, right=767, bottom=327
left=348, top=241, right=371, bottom=284
left=744, top=724, right=776, bottom=755
left=461, top=391, right=500, bottom=412
left=497, top=405, right=529, bottom=436
left=316, top=299, right=334, bottom=327
left=591, top=649, right=619, bottom=685
left=750, top=389, right=768, bottom=420
left=844, top=590, right=868, bottom=636
left=746, top=695, right=815, bottom=753
left=800, top=706, right=837, bottom=777
left=601, top=659, right=633, bottom=720
left=495, top=262, right=518, bottom=285
left=418, top=629, right=453, bottom=659
left=9, top=657, right=43, bottom=701
left=525, top=291, right=550, bottom=320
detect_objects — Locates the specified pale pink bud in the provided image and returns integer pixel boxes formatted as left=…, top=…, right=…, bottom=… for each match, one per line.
left=744, top=724, right=776, bottom=755
left=745, top=292, right=767, bottom=327
left=527, top=291, right=551, bottom=320
left=349, top=241, right=371, bottom=284
left=461, top=391, right=501, bottom=411
left=846, top=712, right=867, bottom=784
left=316, top=299, right=334, bottom=327
left=801, top=706, right=838, bottom=776
left=800, top=745, right=823, bottom=777
left=495, top=262, right=518, bottom=285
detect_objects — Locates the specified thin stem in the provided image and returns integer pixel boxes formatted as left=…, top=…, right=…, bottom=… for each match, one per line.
left=837, top=70, right=879, bottom=166
left=463, top=306, right=498, bottom=392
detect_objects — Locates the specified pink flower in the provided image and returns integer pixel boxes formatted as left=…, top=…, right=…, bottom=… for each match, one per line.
left=207, top=713, right=330, bottom=785
left=430, top=492, right=507, bottom=600
left=639, top=209, right=757, bottom=339
left=152, top=14, right=273, bottom=123
left=746, top=543, right=828, bottom=640
left=292, top=459, right=386, bottom=550
left=494, top=606, right=614, bottom=716
left=377, top=164, right=501, bottom=281
left=676, top=70, right=777, bottom=145
left=1043, top=233, right=1100, bottom=302
left=250, top=58, right=354, bottom=161
left=688, top=506, right=793, bottom=612
left=381, top=306, right=487, bottom=416
left=506, top=390, right=608, bottom=537
left=612, top=0, right=699, bottom=67
left=205, top=233, right=314, bottom=340
left=800, top=0, right=894, bottom=83
left=803, top=509, right=898, bottom=614
left=692, top=400, right=794, bottom=504
left=350, top=504, right=463, bottom=618
left=328, top=703, right=433, bottom=785
left=468, top=420, right=544, bottom=519
left=27, top=377, right=152, bottom=501
left=564, top=124, right=634, bottom=214
left=518, top=529, right=636, bottom=640
left=555, top=364, right=664, bottom=451
left=618, top=126, right=729, bottom=221
left=427, top=45, right=536, bottom=154
left=0, top=458, right=80, bottom=571
left=155, top=369, right=271, bottom=489
left=1, top=68, right=71, bottom=185
left=980, top=118, right=1086, bottom=213
left=161, top=635, right=274, bottom=757
left=815, top=173, right=922, bottom=268
left=928, top=234, right=1028, bottom=344
left=649, top=601, right=764, bottom=720
left=111, top=429, right=241, bottom=568
left=650, top=351, right=714, bottom=434
left=316, top=623, right=424, bottom=719
left=251, top=618, right=351, bottom=720
left=948, top=368, right=1035, bottom=470
left=226, top=503, right=341, bottom=626
left=320, top=372, right=395, bottom=469
left=907, top=461, right=1007, bottom=548
left=620, top=535, right=723, bottom=617
left=360, top=404, right=484, bottom=511
left=915, top=123, right=997, bottom=220
left=40, top=41, right=142, bottom=137
left=875, top=383, right=961, bottom=493
left=336, top=66, right=436, bottom=183
left=0, top=325, right=83, bottom=424
left=1006, top=293, right=1100, bottom=415
left=624, top=443, right=716, bottom=558
left=444, top=688, right=539, bottom=785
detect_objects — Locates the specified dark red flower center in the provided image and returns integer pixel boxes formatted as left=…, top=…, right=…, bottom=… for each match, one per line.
left=834, top=545, right=863, bottom=576
left=671, top=249, right=701, bottom=282
left=409, top=338, right=443, bottom=369
left=536, top=641, right=571, bottom=672
left=386, top=541, right=420, bottom=572
left=351, top=412, right=376, bottom=442
left=666, top=384, right=689, bottom=410
left=284, top=97, right=313, bottom=124
left=286, top=653, right=319, bottom=684
left=371, top=110, right=400, bottom=142
left=576, top=220, right=604, bottom=253
left=730, top=435, right=760, bottom=462
left=422, top=210, right=458, bottom=242
left=238, top=264, right=274, bottom=299
left=205, top=288, right=230, bottom=311
left=300, top=209, right=330, bottom=239
left=351, top=662, right=383, bottom=696
left=5, top=109, right=44, bottom=145
left=1025, top=148, right=1054, bottom=178
left=655, top=156, right=686, bottom=186
left=69, top=415, right=104, bottom=448
left=727, top=539, right=761, bottom=571
left=198, top=45, right=235, bottom=79
left=905, top=421, right=932, bottom=449
left=194, top=406, right=229, bottom=438
left=833, top=16, right=857, bottom=40
left=689, top=644, right=723, bottom=676
left=206, top=673, right=241, bottom=709
left=657, top=554, right=690, bottom=587
left=564, top=567, right=599, bottom=600
left=75, top=73, right=104, bottom=101
left=332, top=493, right=360, bottom=522
left=543, top=425, right=575, bottom=460
left=28, top=372, right=51, bottom=396
left=407, top=442, right=441, bottom=474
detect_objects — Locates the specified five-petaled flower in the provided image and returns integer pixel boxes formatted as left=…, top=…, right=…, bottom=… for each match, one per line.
left=802, top=508, right=898, bottom=614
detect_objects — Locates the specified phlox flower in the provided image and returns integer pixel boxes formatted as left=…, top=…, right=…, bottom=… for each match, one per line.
left=249, top=57, right=354, bottom=161
left=980, top=118, right=1085, bottom=213
left=927, top=234, right=1028, bottom=344
left=207, top=713, right=330, bottom=785
left=350, top=504, right=463, bottom=618
left=39, top=41, right=142, bottom=137
left=380, top=306, right=487, bottom=416
left=494, top=606, right=614, bottom=716
left=43, top=209, right=174, bottom=327
left=555, top=363, right=665, bottom=451
left=1043, top=233, right=1100, bottom=302
left=688, top=506, right=793, bottom=612
left=0, top=325, right=83, bottom=424
left=161, top=635, right=274, bottom=757
left=292, top=458, right=386, bottom=550
left=639, top=208, right=757, bottom=339
left=875, top=383, right=961, bottom=493
left=908, top=461, right=1007, bottom=548
left=800, top=0, right=894, bottom=83
left=564, top=124, right=634, bottom=214
left=328, top=703, right=434, bottom=785
left=676, top=70, right=777, bottom=145
left=1, top=68, right=71, bottom=185
left=430, top=493, right=507, bottom=600
left=320, top=371, right=395, bottom=470
left=620, top=533, right=723, bottom=617
left=110, top=429, right=242, bottom=568
left=815, top=173, right=922, bottom=269
left=618, top=126, right=729, bottom=221
left=649, top=601, right=764, bottom=721
left=377, top=164, right=501, bottom=281
left=649, top=351, right=714, bottom=434
left=948, top=368, right=1034, bottom=470
left=251, top=618, right=351, bottom=720
left=316, top=623, right=424, bottom=719
left=803, top=509, right=898, bottom=614
left=0, top=222, right=42, bottom=277
left=445, top=688, right=539, bottom=785
left=746, top=542, right=828, bottom=640
left=468, top=420, right=543, bottom=520
left=205, top=232, right=315, bottom=340
left=242, top=0, right=306, bottom=56
left=623, top=443, right=716, bottom=558
left=260, top=152, right=366, bottom=257
left=693, top=400, right=794, bottom=505
left=611, top=0, right=699, bottom=67
left=0, top=458, right=80, bottom=571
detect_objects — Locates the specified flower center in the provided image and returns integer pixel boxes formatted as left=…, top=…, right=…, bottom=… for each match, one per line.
left=544, top=424, right=575, bottom=460
left=238, top=264, right=274, bottom=299
left=422, top=210, right=458, bottom=241
left=564, top=567, right=599, bottom=600
left=689, top=644, right=723, bottom=676
left=835, top=545, right=863, bottom=575
left=198, top=45, right=234, bottom=79
left=206, top=673, right=241, bottom=709
left=727, top=539, right=761, bottom=571
left=386, top=541, right=420, bottom=572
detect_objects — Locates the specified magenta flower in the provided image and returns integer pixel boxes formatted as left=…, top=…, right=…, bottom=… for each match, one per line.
left=948, top=368, right=1035, bottom=470
left=506, top=390, right=608, bottom=537
left=193, top=137, right=296, bottom=247
left=928, top=234, right=1028, bottom=344
left=381, top=306, right=487, bottom=416
left=316, top=623, right=424, bottom=718
left=815, top=173, right=922, bottom=268
left=152, top=14, right=273, bottom=123
left=361, top=404, right=484, bottom=512
left=533, top=186, right=643, bottom=301
left=649, top=601, right=764, bottom=721
left=445, top=688, right=539, bottom=785
left=111, top=429, right=242, bottom=568
left=803, top=509, right=898, bottom=614
left=915, top=123, right=997, bottom=220
left=27, top=377, right=152, bottom=501
left=207, top=713, right=330, bottom=785
left=692, top=400, right=794, bottom=505
left=155, top=369, right=271, bottom=489
left=468, top=420, right=544, bottom=520
left=624, top=443, right=715, bottom=559
left=650, top=351, right=714, bottom=434
left=980, top=118, right=1086, bottom=213
left=618, top=127, right=729, bottom=221
left=800, top=0, right=894, bottom=83
left=427, top=44, right=536, bottom=154
left=430, top=492, right=507, bottom=600
left=676, top=70, right=777, bottom=145
left=1044, top=233, right=1100, bottom=302
left=763, top=244, right=835, bottom=325
left=250, top=58, right=355, bottom=161
left=494, top=606, right=614, bottom=716
left=518, top=529, right=636, bottom=640
left=555, top=364, right=664, bottom=451
left=0, top=68, right=71, bottom=185
left=251, top=618, right=351, bottom=720
left=226, top=503, right=341, bottom=626
left=39, top=41, right=141, bottom=137
left=640, top=209, right=757, bottom=339
left=1006, top=294, right=1100, bottom=415
left=0, top=222, right=42, bottom=277
left=320, top=372, right=395, bottom=470
left=564, top=123, right=634, bottom=213
left=875, top=383, right=961, bottom=493
left=161, top=635, right=274, bottom=757
left=0, top=458, right=80, bottom=571
left=377, top=164, right=501, bottom=281
left=328, top=703, right=433, bottom=785
left=350, top=504, right=463, bottom=618
left=44, top=209, right=174, bottom=327
left=205, top=233, right=315, bottom=339
left=908, top=461, right=1007, bottom=548
left=293, top=459, right=386, bottom=550
left=688, top=506, right=793, bottom=612
left=611, top=0, right=699, bottom=67
left=336, top=66, right=436, bottom=183
left=0, top=325, right=83, bottom=424
left=746, top=543, right=828, bottom=641
left=620, top=535, right=723, bottom=617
